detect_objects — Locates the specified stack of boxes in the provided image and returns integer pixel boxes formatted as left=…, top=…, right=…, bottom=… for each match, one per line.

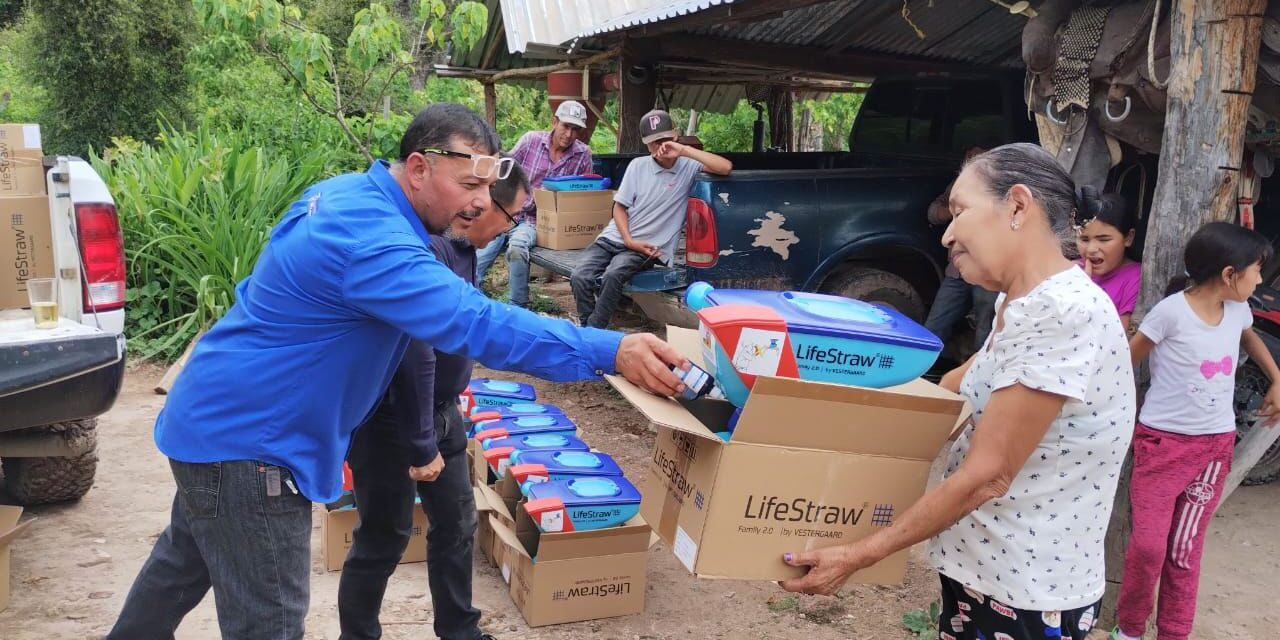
left=464, top=377, right=651, bottom=628
left=0, top=124, right=54, bottom=309
left=531, top=178, right=615, bottom=251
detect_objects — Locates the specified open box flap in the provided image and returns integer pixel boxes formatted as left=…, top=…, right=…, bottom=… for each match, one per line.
left=489, top=513, right=531, bottom=561
left=0, top=508, right=33, bottom=548
left=606, top=373, right=723, bottom=442
left=729, top=375, right=970, bottom=459
left=477, top=482, right=515, bottom=526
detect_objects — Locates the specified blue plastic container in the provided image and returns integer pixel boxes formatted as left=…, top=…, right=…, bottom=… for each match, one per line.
left=474, top=415, right=578, bottom=450
left=509, top=451, right=625, bottom=495
left=523, top=476, right=642, bottom=532
left=690, top=287, right=942, bottom=401
left=467, top=403, right=565, bottom=437
left=468, top=378, right=537, bottom=407
left=480, top=434, right=591, bottom=478
left=541, top=175, right=611, bottom=191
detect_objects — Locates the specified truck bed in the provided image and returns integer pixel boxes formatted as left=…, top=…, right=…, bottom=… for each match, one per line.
left=530, top=247, right=687, bottom=293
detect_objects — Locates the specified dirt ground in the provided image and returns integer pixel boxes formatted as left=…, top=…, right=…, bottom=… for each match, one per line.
left=2, top=280, right=1278, bottom=639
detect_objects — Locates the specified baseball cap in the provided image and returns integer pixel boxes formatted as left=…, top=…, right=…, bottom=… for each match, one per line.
left=555, top=101, right=588, bottom=128
left=640, top=109, right=677, bottom=145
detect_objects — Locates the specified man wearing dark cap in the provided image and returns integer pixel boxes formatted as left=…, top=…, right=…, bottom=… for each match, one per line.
left=571, top=109, right=732, bottom=328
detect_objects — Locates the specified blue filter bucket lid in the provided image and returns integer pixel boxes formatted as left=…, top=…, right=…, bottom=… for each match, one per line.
left=526, top=476, right=642, bottom=506
left=513, top=450, right=624, bottom=476
left=703, top=289, right=941, bottom=351
left=485, top=434, right=590, bottom=454
left=468, top=378, right=537, bottom=401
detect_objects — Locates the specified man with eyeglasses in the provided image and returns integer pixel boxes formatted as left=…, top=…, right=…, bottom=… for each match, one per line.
left=337, top=163, right=531, bottom=640
left=572, top=110, right=732, bottom=328
left=475, top=100, right=593, bottom=308
left=108, top=104, right=689, bottom=640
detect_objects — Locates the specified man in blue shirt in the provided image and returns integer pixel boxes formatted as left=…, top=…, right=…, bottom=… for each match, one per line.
left=337, top=163, right=531, bottom=640
left=107, top=103, right=688, bottom=640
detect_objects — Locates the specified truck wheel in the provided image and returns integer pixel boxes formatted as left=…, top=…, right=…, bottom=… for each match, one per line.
left=820, top=266, right=926, bottom=322
left=1, top=419, right=99, bottom=505
left=1235, top=361, right=1280, bottom=485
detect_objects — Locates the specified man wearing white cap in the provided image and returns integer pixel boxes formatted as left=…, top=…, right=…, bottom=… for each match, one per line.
left=476, top=100, right=594, bottom=307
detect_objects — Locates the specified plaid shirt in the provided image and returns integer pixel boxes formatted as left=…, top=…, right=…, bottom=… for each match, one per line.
left=510, top=131, right=593, bottom=223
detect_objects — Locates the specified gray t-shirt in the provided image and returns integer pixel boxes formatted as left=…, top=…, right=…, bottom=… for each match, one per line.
left=599, top=155, right=701, bottom=265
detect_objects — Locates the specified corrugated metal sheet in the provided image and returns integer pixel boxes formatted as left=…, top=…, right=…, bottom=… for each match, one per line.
left=832, top=0, right=1026, bottom=65
left=497, top=0, right=719, bottom=53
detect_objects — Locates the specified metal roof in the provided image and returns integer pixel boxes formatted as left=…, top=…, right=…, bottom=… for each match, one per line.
left=496, top=0, right=714, bottom=54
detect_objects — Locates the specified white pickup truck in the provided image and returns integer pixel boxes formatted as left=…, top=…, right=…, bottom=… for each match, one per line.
left=0, top=156, right=125, bottom=504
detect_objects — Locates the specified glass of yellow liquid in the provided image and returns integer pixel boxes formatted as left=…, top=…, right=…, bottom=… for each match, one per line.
left=26, top=277, right=58, bottom=329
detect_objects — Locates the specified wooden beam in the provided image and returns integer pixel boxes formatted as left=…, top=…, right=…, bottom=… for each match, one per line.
left=483, top=82, right=497, bottom=129
left=479, top=26, right=506, bottom=71
left=632, top=0, right=840, bottom=39
left=488, top=47, right=620, bottom=83
left=1100, top=0, right=1267, bottom=629
left=658, top=35, right=986, bottom=79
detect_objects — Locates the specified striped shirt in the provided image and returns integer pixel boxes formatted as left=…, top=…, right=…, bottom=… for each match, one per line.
left=510, top=130, right=593, bottom=223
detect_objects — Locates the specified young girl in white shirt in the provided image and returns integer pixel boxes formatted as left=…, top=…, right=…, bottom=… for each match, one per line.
left=1113, top=222, right=1280, bottom=640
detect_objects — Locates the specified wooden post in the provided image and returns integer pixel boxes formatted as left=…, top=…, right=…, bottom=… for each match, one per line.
left=483, top=82, right=497, bottom=130
left=767, top=87, right=794, bottom=152
left=1099, top=0, right=1266, bottom=628
left=617, top=39, right=659, bottom=153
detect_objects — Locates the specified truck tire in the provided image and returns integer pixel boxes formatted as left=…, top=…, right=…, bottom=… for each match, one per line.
left=1, top=419, right=99, bottom=504
left=819, top=266, right=926, bottom=322
left=1235, top=361, right=1280, bottom=485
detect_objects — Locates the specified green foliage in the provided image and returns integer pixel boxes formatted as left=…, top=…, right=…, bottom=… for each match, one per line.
left=801, top=91, right=866, bottom=151
left=197, top=0, right=488, bottom=162
left=901, top=601, right=941, bottom=639
left=22, top=0, right=194, bottom=155
left=0, top=28, right=44, bottom=122
left=91, top=126, right=327, bottom=359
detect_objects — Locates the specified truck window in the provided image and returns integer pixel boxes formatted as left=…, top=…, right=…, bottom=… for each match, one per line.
left=851, top=83, right=947, bottom=154
left=950, top=80, right=1006, bottom=152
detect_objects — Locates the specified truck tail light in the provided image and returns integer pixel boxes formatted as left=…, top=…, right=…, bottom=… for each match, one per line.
left=685, top=197, right=718, bottom=267
left=75, top=203, right=125, bottom=312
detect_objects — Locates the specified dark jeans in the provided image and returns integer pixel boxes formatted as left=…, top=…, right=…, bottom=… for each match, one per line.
left=108, top=459, right=312, bottom=640
left=924, top=274, right=999, bottom=350
left=337, top=403, right=481, bottom=640
left=570, top=238, right=650, bottom=329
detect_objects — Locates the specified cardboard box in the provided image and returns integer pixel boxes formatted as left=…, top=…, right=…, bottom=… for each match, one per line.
left=320, top=504, right=428, bottom=572
left=0, top=194, right=55, bottom=309
left=0, top=124, right=46, bottom=196
left=474, top=482, right=515, bottom=568
left=0, top=506, right=35, bottom=611
left=489, top=505, right=649, bottom=627
left=607, top=326, right=969, bottom=584
left=533, top=189, right=614, bottom=250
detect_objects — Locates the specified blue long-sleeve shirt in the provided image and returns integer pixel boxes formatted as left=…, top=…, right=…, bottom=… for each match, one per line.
left=155, top=161, right=622, bottom=502
left=364, top=233, right=477, bottom=466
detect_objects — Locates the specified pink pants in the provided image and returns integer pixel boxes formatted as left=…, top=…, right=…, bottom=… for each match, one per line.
left=1116, top=423, right=1235, bottom=640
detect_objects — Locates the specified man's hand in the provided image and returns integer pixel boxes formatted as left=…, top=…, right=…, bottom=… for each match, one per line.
left=409, top=453, right=444, bottom=482
left=656, top=140, right=685, bottom=162
left=625, top=239, right=662, bottom=259
left=615, top=333, right=690, bottom=397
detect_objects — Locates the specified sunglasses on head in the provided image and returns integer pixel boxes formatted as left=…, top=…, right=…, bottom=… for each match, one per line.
left=418, top=148, right=514, bottom=180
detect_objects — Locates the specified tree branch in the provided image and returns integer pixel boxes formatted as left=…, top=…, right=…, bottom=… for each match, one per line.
left=489, top=46, right=621, bottom=83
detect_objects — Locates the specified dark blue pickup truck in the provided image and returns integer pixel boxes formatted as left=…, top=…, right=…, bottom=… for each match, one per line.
left=530, top=73, right=1036, bottom=327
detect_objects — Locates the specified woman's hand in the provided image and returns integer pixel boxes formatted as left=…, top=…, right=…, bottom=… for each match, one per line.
left=778, top=543, right=877, bottom=596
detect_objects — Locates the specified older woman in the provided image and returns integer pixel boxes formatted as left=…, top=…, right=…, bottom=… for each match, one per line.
left=781, top=144, right=1135, bottom=640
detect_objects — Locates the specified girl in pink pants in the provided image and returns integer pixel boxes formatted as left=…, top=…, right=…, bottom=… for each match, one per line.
left=1114, top=222, right=1280, bottom=640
